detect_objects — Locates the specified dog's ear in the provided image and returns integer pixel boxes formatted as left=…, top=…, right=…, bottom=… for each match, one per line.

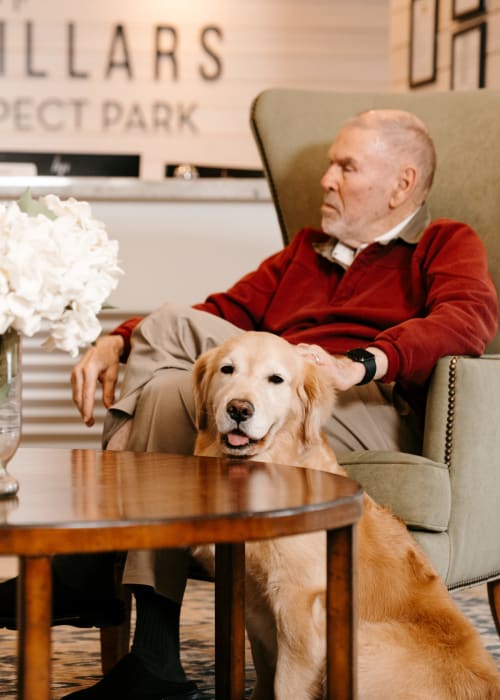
left=192, top=347, right=218, bottom=430
left=298, top=364, right=335, bottom=446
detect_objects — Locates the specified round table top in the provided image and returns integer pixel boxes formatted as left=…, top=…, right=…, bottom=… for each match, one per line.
left=0, top=448, right=364, bottom=555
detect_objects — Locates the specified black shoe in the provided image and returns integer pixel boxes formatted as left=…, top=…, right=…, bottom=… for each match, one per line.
left=61, top=653, right=207, bottom=699
left=0, top=575, right=126, bottom=630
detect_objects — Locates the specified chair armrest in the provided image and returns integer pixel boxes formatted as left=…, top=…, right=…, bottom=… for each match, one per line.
left=423, top=355, right=500, bottom=463
left=423, top=355, right=500, bottom=586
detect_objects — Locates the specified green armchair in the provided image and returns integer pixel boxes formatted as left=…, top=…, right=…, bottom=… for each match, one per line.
left=250, top=87, right=500, bottom=630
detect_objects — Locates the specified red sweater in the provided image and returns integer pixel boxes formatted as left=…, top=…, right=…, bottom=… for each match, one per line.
left=112, top=220, right=498, bottom=415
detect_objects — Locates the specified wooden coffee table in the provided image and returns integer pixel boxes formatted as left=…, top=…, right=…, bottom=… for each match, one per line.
left=0, top=448, right=363, bottom=700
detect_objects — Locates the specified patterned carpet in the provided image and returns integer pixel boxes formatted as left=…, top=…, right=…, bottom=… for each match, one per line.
left=0, top=580, right=498, bottom=698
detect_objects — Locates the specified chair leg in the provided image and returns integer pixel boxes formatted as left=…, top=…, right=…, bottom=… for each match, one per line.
left=487, top=578, right=500, bottom=637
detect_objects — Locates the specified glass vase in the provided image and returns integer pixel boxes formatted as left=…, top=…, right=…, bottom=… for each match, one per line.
left=0, top=328, right=21, bottom=497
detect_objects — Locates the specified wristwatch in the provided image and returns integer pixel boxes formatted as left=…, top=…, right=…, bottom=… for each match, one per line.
left=346, top=348, right=377, bottom=386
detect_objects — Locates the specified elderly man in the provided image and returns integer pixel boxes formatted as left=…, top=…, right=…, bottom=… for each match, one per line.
left=54, top=109, right=500, bottom=698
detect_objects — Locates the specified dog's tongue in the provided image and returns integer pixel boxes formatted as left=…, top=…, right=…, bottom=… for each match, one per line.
left=227, top=431, right=250, bottom=446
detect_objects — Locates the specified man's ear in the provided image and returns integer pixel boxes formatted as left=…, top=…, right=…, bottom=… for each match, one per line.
left=389, top=165, right=417, bottom=208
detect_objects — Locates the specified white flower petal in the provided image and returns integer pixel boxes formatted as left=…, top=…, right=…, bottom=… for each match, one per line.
left=0, top=194, right=123, bottom=354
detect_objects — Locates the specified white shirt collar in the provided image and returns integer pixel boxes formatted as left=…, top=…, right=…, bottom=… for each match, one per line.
left=330, top=209, right=420, bottom=268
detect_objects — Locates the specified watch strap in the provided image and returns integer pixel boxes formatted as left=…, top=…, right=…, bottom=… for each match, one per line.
left=346, top=348, right=377, bottom=386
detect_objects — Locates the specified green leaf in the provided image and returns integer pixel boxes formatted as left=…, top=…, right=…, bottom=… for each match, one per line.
left=17, top=189, right=57, bottom=220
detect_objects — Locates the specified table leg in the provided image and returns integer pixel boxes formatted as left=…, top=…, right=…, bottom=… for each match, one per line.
left=215, top=542, right=246, bottom=700
left=326, top=525, right=357, bottom=700
left=18, top=556, right=52, bottom=700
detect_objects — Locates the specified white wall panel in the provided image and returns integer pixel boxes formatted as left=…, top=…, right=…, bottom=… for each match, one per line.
left=0, top=1, right=389, bottom=179
left=21, top=311, right=127, bottom=449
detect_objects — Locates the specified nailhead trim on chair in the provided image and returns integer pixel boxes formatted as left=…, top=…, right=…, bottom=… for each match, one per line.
left=450, top=570, right=500, bottom=591
left=444, top=356, right=458, bottom=468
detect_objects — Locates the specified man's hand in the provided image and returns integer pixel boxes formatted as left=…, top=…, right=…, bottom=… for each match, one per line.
left=71, top=334, right=125, bottom=427
left=295, top=343, right=388, bottom=391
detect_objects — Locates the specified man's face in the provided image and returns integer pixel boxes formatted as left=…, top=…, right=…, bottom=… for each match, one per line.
left=320, top=125, right=402, bottom=247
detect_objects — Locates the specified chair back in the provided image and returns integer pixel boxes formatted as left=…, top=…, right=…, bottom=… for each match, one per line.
left=250, top=88, right=500, bottom=352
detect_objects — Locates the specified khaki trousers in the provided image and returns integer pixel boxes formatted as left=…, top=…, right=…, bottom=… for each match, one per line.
left=104, top=303, right=421, bottom=602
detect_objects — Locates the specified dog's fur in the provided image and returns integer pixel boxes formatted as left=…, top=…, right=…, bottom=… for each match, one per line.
left=192, top=331, right=500, bottom=699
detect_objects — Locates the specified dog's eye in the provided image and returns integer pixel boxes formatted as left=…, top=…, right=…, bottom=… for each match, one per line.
left=220, top=365, right=234, bottom=375
left=268, top=374, right=284, bottom=384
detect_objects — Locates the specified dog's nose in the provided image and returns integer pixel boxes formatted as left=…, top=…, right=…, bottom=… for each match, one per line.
left=227, top=399, right=254, bottom=423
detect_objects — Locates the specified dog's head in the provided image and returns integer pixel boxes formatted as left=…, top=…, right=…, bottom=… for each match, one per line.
left=193, top=331, right=335, bottom=459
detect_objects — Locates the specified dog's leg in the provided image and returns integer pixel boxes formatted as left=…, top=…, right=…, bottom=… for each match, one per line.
left=272, top=590, right=325, bottom=700
left=247, top=633, right=276, bottom=700
left=246, top=581, right=277, bottom=700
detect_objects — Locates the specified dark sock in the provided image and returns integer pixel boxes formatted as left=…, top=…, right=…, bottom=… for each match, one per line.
left=130, top=585, right=187, bottom=683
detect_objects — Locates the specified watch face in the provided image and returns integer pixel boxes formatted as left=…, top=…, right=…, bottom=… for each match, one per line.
left=347, top=348, right=374, bottom=363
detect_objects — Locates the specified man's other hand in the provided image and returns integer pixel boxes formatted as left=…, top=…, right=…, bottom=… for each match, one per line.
left=71, top=334, right=124, bottom=427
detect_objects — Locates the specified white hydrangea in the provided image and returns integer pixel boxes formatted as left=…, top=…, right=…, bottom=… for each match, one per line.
left=0, top=191, right=123, bottom=356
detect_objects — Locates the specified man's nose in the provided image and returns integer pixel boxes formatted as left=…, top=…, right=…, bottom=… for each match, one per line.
left=321, top=164, right=339, bottom=191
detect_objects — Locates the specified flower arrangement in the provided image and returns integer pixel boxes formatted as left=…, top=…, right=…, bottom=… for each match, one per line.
left=0, top=190, right=122, bottom=357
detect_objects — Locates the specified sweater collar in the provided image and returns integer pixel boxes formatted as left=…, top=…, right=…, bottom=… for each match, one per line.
left=312, top=203, right=431, bottom=268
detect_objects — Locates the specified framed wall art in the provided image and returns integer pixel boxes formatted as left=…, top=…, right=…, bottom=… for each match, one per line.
left=409, top=0, right=439, bottom=88
left=452, top=0, right=485, bottom=21
left=451, top=22, right=487, bottom=90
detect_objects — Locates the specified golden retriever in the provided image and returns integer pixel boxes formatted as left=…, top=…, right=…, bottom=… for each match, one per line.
left=192, top=331, right=500, bottom=700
